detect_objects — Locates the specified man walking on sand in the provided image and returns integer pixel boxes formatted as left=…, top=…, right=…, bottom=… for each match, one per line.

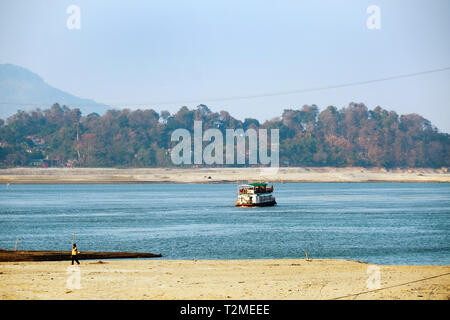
left=71, top=243, right=80, bottom=265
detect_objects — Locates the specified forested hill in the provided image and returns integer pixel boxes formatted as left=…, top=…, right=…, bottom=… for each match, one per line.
left=0, top=103, right=448, bottom=168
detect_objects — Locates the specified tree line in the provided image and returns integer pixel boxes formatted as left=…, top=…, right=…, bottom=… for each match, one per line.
left=0, top=102, right=448, bottom=168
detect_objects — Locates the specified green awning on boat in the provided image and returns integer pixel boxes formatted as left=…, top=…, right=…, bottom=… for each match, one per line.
left=249, top=183, right=267, bottom=187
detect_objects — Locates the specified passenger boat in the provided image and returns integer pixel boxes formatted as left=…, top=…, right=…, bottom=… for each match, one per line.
left=235, top=183, right=276, bottom=207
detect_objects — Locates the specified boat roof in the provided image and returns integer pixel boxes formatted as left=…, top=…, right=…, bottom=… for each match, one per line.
left=238, top=183, right=268, bottom=188
left=249, top=183, right=267, bottom=187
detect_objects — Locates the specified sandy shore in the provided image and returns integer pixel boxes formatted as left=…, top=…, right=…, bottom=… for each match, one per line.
left=0, top=167, right=449, bottom=184
left=0, top=259, right=448, bottom=300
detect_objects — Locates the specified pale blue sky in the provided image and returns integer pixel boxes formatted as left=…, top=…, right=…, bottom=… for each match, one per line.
left=1, top=0, right=449, bottom=131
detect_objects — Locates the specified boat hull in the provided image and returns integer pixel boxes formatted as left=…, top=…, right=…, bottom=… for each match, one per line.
left=235, top=200, right=277, bottom=207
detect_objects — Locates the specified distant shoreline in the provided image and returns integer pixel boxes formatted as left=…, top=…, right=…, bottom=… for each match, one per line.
left=0, top=167, right=449, bottom=184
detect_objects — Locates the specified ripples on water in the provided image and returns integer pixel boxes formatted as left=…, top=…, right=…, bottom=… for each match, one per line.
left=0, top=183, right=449, bottom=265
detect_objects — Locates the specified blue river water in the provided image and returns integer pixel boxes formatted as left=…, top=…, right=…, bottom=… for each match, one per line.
left=0, top=183, right=449, bottom=265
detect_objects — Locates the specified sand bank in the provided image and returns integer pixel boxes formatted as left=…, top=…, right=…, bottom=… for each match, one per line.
left=0, top=259, right=448, bottom=300
left=0, top=167, right=449, bottom=184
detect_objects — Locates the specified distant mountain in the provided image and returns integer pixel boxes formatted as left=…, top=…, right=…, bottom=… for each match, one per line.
left=0, top=63, right=108, bottom=120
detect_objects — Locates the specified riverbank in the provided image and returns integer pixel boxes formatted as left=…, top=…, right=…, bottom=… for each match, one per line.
left=0, top=167, right=449, bottom=184
left=0, top=249, right=162, bottom=262
left=0, top=259, right=448, bottom=300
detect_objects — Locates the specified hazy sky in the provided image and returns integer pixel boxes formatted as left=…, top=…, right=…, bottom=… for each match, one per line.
left=1, top=0, right=449, bottom=132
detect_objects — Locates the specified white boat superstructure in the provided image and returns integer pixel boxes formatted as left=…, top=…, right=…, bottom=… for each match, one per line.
left=235, top=183, right=276, bottom=207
